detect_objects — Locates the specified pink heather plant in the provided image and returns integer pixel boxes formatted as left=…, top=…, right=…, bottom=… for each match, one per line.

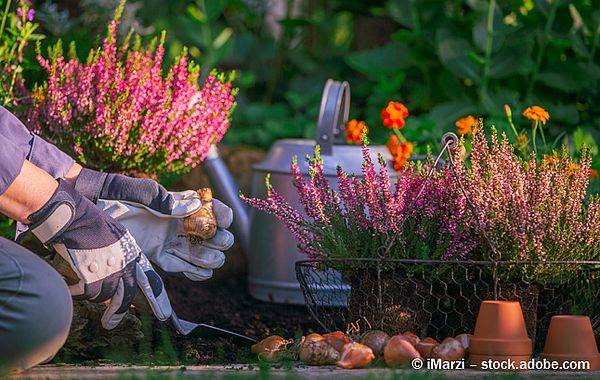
left=241, top=144, right=476, bottom=261
left=26, top=3, right=236, bottom=176
left=455, top=128, right=600, bottom=264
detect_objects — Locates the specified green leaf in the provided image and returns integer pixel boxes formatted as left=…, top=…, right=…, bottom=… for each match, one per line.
left=537, top=62, right=600, bottom=93
left=472, top=6, right=506, bottom=53
left=573, top=128, right=599, bottom=156
left=546, top=103, right=580, bottom=124
left=437, top=70, right=468, bottom=100
left=466, top=50, right=486, bottom=66
left=489, top=38, right=534, bottom=79
left=535, top=0, right=551, bottom=17
left=480, top=89, right=520, bottom=116
left=427, top=100, right=477, bottom=130
left=569, top=33, right=590, bottom=59
left=204, top=0, right=224, bottom=22
left=278, top=17, right=312, bottom=29
left=187, top=5, right=206, bottom=23
left=346, top=42, right=411, bottom=75
left=391, top=29, right=419, bottom=43
left=386, top=0, right=412, bottom=28
left=548, top=35, right=572, bottom=49
left=465, top=0, right=488, bottom=11
left=436, top=30, right=481, bottom=82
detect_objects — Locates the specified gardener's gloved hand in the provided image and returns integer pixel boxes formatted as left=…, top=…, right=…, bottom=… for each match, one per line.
left=73, top=167, right=234, bottom=281
left=97, top=197, right=234, bottom=281
left=27, top=179, right=174, bottom=329
left=73, top=168, right=201, bottom=217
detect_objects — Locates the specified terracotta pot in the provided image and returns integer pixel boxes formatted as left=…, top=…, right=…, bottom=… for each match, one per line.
left=470, top=300, right=532, bottom=357
left=541, top=315, right=600, bottom=370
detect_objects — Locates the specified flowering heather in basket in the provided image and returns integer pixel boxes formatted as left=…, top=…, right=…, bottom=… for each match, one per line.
left=241, top=144, right=476, bottom=260
left=26, top=6, right=236, bottom=176
left=455, top=128, right=600, bottom=263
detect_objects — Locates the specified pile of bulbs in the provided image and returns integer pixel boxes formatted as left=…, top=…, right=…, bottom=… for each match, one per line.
left=251, top=330, right=472, bottom=369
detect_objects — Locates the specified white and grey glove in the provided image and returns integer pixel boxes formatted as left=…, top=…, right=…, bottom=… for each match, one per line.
left=27, top=179, right=141, bottom=330
left=98, top=197, right=234, bottom=281
left=74, top=168, right=202, bottom=217
left=73, top=168, right=234, bottom=281
left=27, top=179, right=176, bottom=329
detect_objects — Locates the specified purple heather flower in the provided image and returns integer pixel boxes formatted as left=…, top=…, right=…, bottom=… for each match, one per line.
left=28, top=19, right=236, bottom=176
left=243, top=144, right=477, bottom=260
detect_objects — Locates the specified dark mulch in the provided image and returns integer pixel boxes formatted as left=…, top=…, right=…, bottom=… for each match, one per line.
left=157, top=243, right=322, bottom=364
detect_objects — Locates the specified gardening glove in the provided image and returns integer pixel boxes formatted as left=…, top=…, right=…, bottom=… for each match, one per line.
left=97, top=197, right=234, bottom=281
left=14, top=168, right=201, bottom=241
left=135, top=251, right=174, bottom=322
left=73, top=168, right=201, bottom=217
left=27, top=179, right=141, bottom=330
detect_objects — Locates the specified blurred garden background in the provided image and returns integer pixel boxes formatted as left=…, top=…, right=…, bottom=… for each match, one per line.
left=0, top=0, right=599, bottom=364
left=4, top=0, right=600, bottom=151
left=1, top=0, right=599, bottom=256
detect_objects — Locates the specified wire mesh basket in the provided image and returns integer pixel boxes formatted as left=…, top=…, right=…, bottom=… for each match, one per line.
left=296, top=258, right=600, bottom=353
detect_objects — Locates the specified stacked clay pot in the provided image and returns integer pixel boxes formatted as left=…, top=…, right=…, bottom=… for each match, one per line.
left=540, top=315, right=600, bottom=370
left=469, top=300, right=532, bottom=369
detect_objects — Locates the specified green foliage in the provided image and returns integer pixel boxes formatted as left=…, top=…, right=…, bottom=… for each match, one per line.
left=32, top=1, right=599, bottom=166
left=0, top=0, right=44, bottom=108
left=0, top=215, right=14, bottom=239
left=141, top=1, right=600, bottom=171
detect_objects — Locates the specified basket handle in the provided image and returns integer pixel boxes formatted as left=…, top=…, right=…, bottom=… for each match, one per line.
left=316, top=79, right=350, bottom=156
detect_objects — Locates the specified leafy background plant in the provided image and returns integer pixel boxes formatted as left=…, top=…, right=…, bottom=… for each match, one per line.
left=0, top=0, right=44, bottom=106
left=2, top=0, right=598, bottom=236
left=29, top=0, right=600, bottom=178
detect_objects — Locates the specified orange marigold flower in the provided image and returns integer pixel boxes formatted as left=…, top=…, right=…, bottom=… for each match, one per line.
left=569, top=162, right=579, bottom=177
left=391, top=141, right=413, bottom=171
left=516, top=133, right=528, bottom=147
left=386, top=134, right=400, bottom=155
left=345, top=119, right=368, bottom=144
left=381, top=101, right=409, bottom=129
left=522, top=106, right=550, bottom=125
left=543, top=154, right=560, bottom=166
left=392, top=155, right=408, bottom=172
left=544, top=154, right=559, bottom=166
left=590, top=168, right=599, bottom=179
left=455, top=115, right=479, bottom=135
left=33, top=88, right=45, bottom=103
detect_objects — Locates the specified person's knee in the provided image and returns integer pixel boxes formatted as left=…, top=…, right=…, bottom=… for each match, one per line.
left=0, top=238, right=72, bottom=373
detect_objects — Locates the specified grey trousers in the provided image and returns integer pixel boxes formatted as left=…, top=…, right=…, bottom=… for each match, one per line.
left=0, top=238, right=72, bottom=374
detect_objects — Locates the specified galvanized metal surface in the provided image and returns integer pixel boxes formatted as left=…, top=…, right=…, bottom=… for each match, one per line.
left=202, top=78, right=401, bottom=305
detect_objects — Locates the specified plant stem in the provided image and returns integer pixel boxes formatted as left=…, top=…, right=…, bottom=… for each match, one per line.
left=526, top=0, right=559, bottom=100
left=479, top=0, right=495, bottom=99
left=532, top=122, right=538, bottom=154
left=539, top=124, right=547, bottom=149
left=393, top=127, right=406, bottom=143
left=0, top=0, right=11, bottom=39
left=507, top=116, right=519, bottom=139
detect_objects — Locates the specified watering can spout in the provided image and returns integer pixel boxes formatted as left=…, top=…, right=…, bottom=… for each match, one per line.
left=202, top=145, right=250, bottom=253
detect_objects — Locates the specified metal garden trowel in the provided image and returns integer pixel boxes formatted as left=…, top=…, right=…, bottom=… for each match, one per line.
left=170, top=312, right=257, bottom=346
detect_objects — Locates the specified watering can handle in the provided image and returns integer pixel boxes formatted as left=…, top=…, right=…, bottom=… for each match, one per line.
left=316, top=79, right=350, bottom=156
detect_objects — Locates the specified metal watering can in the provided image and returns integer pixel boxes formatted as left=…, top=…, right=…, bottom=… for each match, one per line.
left=202, top=79, right=401, bottom=304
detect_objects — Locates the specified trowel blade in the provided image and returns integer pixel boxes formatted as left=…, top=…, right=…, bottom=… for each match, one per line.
left=171, top=313, right=256, bottom=345
left=187, top=323, right=257, bottom=345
